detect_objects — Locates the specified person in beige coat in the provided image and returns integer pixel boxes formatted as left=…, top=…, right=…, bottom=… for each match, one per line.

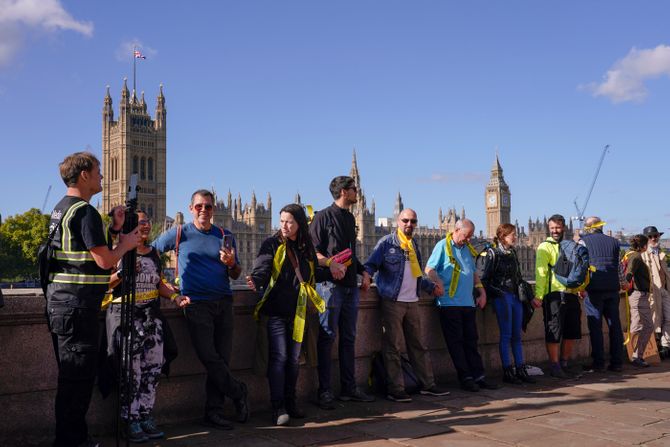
left=641, top=226, right=670, bottom=358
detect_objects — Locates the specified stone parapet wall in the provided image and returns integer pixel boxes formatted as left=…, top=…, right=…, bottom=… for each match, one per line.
left=0, top=288, right=620, bottom=444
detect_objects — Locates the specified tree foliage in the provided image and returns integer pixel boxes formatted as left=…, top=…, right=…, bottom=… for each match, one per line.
left=0, top=208, right=49, bottom=280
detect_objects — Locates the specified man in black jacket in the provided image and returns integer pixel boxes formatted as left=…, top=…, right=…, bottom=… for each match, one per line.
left=581, top=216, right=624, bottom=372
left=310, top=176, right=374, bottom=409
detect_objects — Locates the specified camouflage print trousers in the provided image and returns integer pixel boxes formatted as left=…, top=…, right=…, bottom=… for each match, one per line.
left=120, top=313, right=164, bottom=421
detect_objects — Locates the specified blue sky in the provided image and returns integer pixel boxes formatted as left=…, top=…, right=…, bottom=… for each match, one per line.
left=1, top=1, right=669, bottom=235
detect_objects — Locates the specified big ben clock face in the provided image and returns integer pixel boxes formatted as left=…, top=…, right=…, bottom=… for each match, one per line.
left=502, top=195, right=509, bottom=206
left=487, top=194, right=497, bottom=206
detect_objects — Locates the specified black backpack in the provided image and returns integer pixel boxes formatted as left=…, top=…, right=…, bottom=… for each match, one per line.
left=37, top=212, right=65, bottom=297
left=369, top=351, right=422, bottom=395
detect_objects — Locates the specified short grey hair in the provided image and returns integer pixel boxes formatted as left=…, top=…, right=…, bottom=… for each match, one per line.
left=455, top=218, right=475, bottom=231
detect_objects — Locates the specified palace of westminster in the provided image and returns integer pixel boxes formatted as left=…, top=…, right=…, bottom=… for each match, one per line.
left=100, top=81, right=592, bottom=280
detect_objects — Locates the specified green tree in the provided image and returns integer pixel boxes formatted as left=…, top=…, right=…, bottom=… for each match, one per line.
left=0, top=208, right=49, bottom=280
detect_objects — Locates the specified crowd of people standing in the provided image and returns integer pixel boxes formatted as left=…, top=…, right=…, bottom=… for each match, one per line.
left=42, top=151, right=668, bottom=446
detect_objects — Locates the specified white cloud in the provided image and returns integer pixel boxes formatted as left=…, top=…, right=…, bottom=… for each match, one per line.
left=0, top=0, right=93, bottom=67
left=115, top=39, right=158, bottom=62
left=583, top=44, right=670, bottom=103
left=418, top=172, right=485, bottom=184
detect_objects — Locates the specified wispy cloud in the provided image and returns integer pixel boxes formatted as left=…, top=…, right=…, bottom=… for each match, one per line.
left=582, top=44, right=670, bottom=103
left=0, top=0, right=93, bottom=67
left=418, top=172, right=485, bottom=184
left=115, top=38, right=157, bottom=62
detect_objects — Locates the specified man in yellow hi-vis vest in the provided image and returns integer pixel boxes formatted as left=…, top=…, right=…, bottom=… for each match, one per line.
left=46, top=152, right=140, bottom=447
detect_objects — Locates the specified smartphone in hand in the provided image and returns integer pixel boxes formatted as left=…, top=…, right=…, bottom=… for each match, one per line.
left=222, top=234, right=233, bottom=250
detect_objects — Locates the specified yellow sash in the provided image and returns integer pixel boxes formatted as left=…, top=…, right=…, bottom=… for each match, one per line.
left=101, top=289, right=160, bottom=310
left=397, top=228, right=422, bottom=278
left=253, top=242, right=326, bottom=342
left=444, top=232, right=478, bottom=297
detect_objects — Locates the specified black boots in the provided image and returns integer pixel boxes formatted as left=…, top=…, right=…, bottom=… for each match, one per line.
left=503, top=366, right=523, bottom=384
left=515, top=365, right=536, bottom=384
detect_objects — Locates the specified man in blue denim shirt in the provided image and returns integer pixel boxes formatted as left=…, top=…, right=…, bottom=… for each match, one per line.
left=365, top=209, right=450, bottom=402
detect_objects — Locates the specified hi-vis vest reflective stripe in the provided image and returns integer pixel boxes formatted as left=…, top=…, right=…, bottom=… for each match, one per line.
left=52, top=200, right=110, bottom=284
left=49, top=273, right=110, bottom=285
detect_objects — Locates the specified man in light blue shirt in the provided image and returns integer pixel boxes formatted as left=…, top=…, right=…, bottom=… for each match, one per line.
left=426, top=219, right=498, bottom=392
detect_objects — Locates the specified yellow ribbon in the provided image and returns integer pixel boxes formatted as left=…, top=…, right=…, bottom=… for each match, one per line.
left=253, top=241, right=325, bottom=342
left=397, top=228, right=422, bottom=278
left=444, top=232, right=478, bottom=297
left=101, top=289, right=160, bottom=310
left=621, top=250, right=636, bottom=346
left=583, top=221, right=607, bottom=231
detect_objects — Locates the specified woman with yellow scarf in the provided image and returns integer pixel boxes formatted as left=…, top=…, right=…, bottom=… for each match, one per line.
left=247, top=204, right=329, bottom=426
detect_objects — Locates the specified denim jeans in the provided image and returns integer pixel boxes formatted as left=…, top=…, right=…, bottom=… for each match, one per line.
left=183, top=298, right=245, bottom=416
left=267, top=316, right=302, bottom=407
left=317, top=282, right=359, bottom=394
left=585, top=291, right=624, bottom=367
left=491, top=292, right=524, bottom=368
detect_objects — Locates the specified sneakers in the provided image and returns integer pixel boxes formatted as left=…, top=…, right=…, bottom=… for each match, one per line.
left=234, top=382, right=250, bottom=423
left=475, top=378, right=500, bottom=390
left=317, top=390, right=336, bottom=410
left=203, top=412, right=234, bottom=430
left=460, top=378, right=480, bottom=392
left=582, top=363, right=606, bottom=373
left=387, top=390, right=412, bottom=402
left=631, top=358, right=650, bottom=368
left=127, top=421, right=149, bottom=443
left=338, top=387, right=375, bottom=402
left=272, top=407, right=290, bottom=426
left=139, top=416, right=164, bottom=439
left=419, top=385, right=450, bottom=396
left=550, top=365, right=569, bottom=379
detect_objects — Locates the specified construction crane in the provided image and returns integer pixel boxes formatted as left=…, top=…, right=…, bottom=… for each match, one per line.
left=41, top=185, right=52, bottom=214
left=572, top=144, right=611, bottom=229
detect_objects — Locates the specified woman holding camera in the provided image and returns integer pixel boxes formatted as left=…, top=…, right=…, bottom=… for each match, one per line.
left=481, top=223, right=534, bottom=384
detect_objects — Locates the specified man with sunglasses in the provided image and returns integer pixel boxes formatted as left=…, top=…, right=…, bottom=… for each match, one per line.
left=364, top=209, right=449, bottom=402
left=153, top=189, right=249, bottom=429
left=310, top=175, right=374, bottom=409
left=641, top=226, right=670, bottom=359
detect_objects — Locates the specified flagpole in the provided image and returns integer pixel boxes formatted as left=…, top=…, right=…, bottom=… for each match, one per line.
left=133, top=46, right=136, bottom=95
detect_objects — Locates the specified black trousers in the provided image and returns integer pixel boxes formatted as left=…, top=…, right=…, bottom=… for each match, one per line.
left=48, top=304, right=100, bottom=447
left=437, top=306, right=485, bottom=383
left=183, top=298, right=244, bottom=416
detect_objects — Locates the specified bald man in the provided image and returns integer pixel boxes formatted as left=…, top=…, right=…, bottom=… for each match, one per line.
left=365, top=209, right=449, bottom=402
left=426, top=219, right=498, bottom=392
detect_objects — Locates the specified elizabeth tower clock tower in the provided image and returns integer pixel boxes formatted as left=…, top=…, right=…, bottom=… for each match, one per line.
left=485, top=154, right=511, bottom=240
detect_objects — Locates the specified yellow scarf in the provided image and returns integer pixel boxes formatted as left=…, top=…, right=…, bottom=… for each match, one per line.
left=444, top=232, right=478, bottom=297
left=253, top=242, right=326, bottom=342
left=397, top=228, right=422, bottom=278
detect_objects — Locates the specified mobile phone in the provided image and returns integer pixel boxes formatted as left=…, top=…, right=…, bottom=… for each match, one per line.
left=222, top=234, right=233, bottom=250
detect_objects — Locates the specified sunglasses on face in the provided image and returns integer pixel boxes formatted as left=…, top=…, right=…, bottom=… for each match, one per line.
left=194, top=203, right=213, bottom=211
left=400, top=218, right=418, bottom=224
left=649, top=235, right=660, bottom=240
left=138, top=219, right=151, bottom=225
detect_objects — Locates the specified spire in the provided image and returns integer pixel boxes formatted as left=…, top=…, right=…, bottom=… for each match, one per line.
left=251, top=190, right=257, bottom=208
left=227, top=190, right=232, bottom=209
left=438, top=207, right=443, bottom=224
left=103, top=85, right=113, bottom=122
left=294, top=192, right=301, bottom=204
left=393, top=191, right=404, bottom=219
left=461, top=206, right=466, bottom=220
left=371, top=198, right=376, bottom=214
left=266, top=192, right=272, bottom=210
left=350, top=148, right=360, bottom=185
left=155, top=83, right=166, bottom=129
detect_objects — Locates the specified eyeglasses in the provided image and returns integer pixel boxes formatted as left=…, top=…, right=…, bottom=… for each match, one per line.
left=649, top=235, right=660, bottom=240
left=400, top=218, right=418, bottom=224
left=138, top=219, right=151, bottom=225
left=194, top=203, right=213, bottom=211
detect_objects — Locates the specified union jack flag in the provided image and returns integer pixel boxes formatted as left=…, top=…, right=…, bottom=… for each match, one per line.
left=134, top=50, right=146, bottom=59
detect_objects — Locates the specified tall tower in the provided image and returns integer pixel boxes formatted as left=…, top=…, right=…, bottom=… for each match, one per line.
left=102, top=80, right=167, bottom=224
left=485, top=153, right=511, bottom=239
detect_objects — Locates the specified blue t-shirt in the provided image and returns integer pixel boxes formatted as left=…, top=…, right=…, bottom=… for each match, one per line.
left=426, top=239, right=476, bottom=307
left=152, top=223, right=239, bottom=301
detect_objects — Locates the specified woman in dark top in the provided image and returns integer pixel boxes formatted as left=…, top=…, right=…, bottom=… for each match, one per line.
left=247, top=204, right=329, bottom=426
left=481, top=223, right=534, bottom=384
left=625, top=234, right=653, bottom=367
